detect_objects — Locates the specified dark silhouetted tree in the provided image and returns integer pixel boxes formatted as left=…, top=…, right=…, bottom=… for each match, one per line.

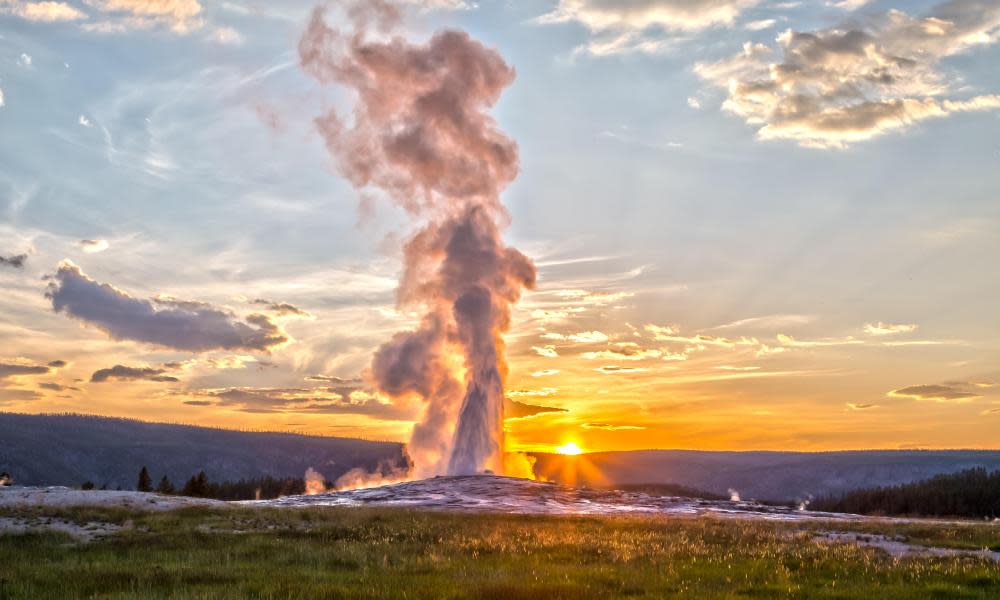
left=81, top=481, right=95, bottom=490
left=155, top=475, right=175, bottom=495
left=182, top=471, right=210, bottom=497
left=137, top=466, right=153, bottom=492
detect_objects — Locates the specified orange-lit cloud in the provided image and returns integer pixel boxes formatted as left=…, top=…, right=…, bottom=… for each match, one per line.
left=582, top=422, right=645, bottom=430
left=532, top=345, right=559, bottom=358
left=537, top=0, right=760, bottom=55
left=84, top=0, right=203, bottom=33
left=0, top=0, right=85, bottom=21
left=77, top=239, right=109, bottom=254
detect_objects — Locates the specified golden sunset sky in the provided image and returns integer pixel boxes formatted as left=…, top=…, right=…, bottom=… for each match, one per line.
left=1, top=0, right=998, bottom=453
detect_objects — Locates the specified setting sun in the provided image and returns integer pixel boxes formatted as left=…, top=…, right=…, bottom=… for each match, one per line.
left=555, top=442, right=583, bottom=456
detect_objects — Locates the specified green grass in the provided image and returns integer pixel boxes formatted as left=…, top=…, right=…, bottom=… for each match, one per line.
left=0, top=506, right=998, bottom=599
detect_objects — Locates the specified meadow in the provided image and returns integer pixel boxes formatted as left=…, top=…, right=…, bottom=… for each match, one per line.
left=0, top=504, right=998, bottom=599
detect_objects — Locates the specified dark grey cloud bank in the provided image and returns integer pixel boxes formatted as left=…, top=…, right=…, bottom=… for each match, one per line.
left=0, top=254, right=27, bottom=268
left=0, top=360, right=64, bottom=404
left=305, top=375, right=362, bottom=384
left=91, top=365, right=180, bottom=383
left=0, top=360, right=64, bottom=379
left=252, top=298, right=311, bottom=317
left=0, top=388, right=41, bottom=403
left=889, top=381, right=989, bottom=401
left=46, top=261, right=287, bottom=352
left=504, top=398, right=567, bottom=419
left=38, top=382, right=81, bottom=392
left=183, top=386, right=413, bottom=419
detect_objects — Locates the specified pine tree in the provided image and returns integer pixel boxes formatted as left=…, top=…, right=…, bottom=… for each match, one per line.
left=137, top=466, right=153, bottom=492
left=195, top=471, right=209, bottom=496
left=181, top=475, right=197, bottom=497
left=155, top=475, right=175, bottom=495
left=181, top=471, right=210, bottom=497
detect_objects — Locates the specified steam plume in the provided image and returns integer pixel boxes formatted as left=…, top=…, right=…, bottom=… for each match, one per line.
left=299, top=1, right=535, bottom=477
left=304, top=467, right=327, bottom=495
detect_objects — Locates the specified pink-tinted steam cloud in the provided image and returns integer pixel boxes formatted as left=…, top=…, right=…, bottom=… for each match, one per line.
left=299, top=1, right=535, bottom=477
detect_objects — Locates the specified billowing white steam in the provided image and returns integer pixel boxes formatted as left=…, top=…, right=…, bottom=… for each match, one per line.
left=299, top=0, right=535, bottom=478
left=304, top=467, right=327, bottom=495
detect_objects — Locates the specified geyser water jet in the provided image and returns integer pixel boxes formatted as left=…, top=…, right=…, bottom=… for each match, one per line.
left=299, top=0, right=535, bottom=478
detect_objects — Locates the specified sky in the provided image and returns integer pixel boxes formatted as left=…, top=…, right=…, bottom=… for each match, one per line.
left=1, top=0, right=998, bottom=455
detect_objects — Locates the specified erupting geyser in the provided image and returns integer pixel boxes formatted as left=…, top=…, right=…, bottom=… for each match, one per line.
left=299, top=0, right=535, bottom=477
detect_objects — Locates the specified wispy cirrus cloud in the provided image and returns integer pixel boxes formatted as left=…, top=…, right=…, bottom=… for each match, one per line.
left=582, top=422, right=645, bottom=430
left=530, top=369, right=560, bottom=377
left=710, top=314, right=814, bottom=330
left=507, top=388, right=558, bottom=398
left=541, top=330, right=610, bottom=344
left=694, top=0, right=1000, bottom=148
left=46, top=261, right=287, bottom=353
left=776, top=334, right=863, bottom=348
left=581, top=347, right=663, bottom=361
left=594, top=365, right=649, bottom=374
left=864, top=322, right=918, bottom=336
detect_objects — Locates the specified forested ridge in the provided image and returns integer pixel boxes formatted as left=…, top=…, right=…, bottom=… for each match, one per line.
left=812, top=467, right=1000, bottom=518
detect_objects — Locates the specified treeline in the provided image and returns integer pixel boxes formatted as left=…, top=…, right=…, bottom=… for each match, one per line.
left=82, top=467, right=325, bottom=501
left=172, top=471, right=314, bottom=500
left=812, top=467, right=1000, bottom=519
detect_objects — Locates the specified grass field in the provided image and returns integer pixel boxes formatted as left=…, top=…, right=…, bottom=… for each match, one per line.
left=1, top=504, right=998, bottom=599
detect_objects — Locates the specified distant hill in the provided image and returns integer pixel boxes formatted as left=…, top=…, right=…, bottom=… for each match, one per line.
left=5, top=413, right=999, bottom=502
left=811, top=467, right=1000, bottom=518
left=531, top=449, right=1000, bottom=503
left=0, top=412, right=406, bottom=489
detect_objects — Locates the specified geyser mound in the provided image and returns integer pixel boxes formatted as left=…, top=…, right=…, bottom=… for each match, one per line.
left=255, top=475, right=860, bottom=521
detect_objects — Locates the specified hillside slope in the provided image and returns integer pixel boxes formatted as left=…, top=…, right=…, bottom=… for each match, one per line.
left=0, top=412, right=406, bottom=489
